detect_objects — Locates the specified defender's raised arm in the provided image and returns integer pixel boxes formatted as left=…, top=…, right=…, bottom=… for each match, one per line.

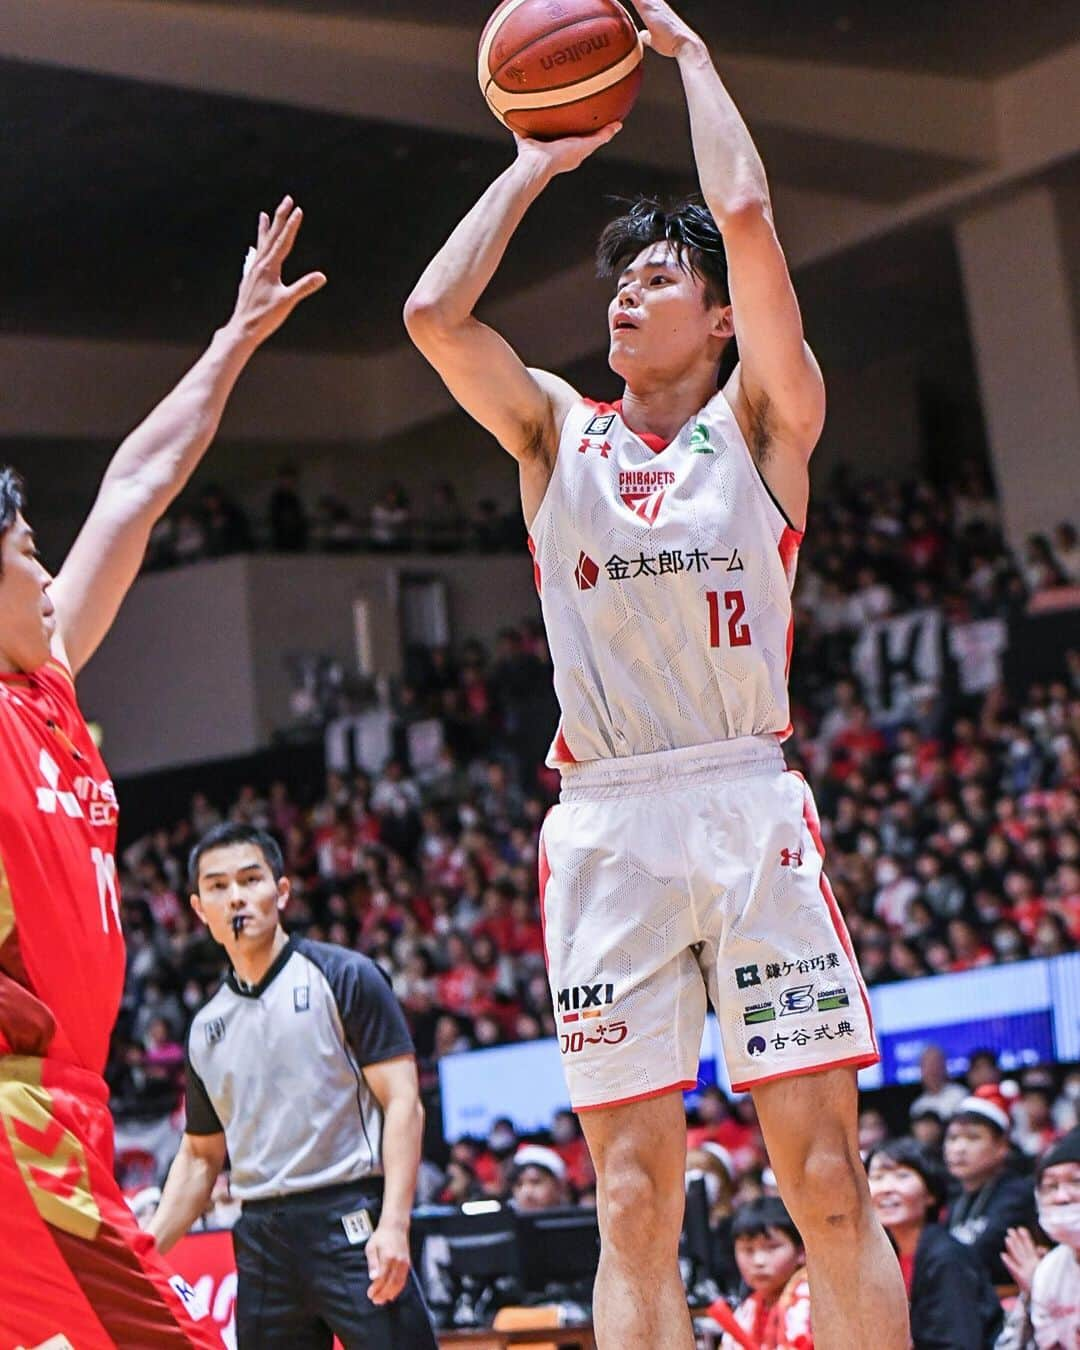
left=51, top=197, right=326, bottom=675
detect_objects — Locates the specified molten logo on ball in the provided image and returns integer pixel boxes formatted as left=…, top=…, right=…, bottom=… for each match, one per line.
left=541, top=34, right=611, bottom=70
left=479, top=0, right=644, bottom=140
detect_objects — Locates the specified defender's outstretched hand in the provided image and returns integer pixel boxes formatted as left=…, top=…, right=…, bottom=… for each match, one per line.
left=514, top=121, right=622, bottom=178
left=230, top=195, right=327, bottom=345
left=628, top=0, right=702, bottom=58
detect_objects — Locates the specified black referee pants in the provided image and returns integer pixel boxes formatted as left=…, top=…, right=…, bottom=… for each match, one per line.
left=233, top=1180, right=438, bottom=1349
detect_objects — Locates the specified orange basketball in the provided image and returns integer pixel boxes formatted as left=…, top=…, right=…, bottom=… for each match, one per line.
left=478, top=0, right=644, bottom=141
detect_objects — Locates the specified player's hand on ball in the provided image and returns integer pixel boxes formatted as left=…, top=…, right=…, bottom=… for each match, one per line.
left=514, top=122, right=622, bottom=177
left=366, top=1220, right=411, bottom=1305
left=627, top=0, right=701, bottom=58
left=228, top=196, right=327, bottom=345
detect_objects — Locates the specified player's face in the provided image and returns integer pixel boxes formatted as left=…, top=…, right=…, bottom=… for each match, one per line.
left=191, top=843, right=289, bottom=949
left=867, top=1156, right=931, bottom=1233
left=607, top=242, right=732, bottom=386
left=0, top=515, right=55, bottom=674
left=733, top=1228, right=803, bottom=1296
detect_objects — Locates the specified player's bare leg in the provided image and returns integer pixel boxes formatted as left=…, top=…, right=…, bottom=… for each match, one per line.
left=752, top=1067, right=909, bottom=1349
left=578, top=1092, right=694, bottom=1350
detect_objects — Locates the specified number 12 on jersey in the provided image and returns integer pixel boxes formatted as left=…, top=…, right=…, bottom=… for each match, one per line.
left=707, top=590, right=752, bottom=649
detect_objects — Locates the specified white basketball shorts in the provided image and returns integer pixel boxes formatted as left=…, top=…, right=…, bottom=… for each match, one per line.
left=538, top=736, right=878, bottom=1110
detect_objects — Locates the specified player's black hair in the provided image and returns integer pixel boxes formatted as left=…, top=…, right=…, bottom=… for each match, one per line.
left=0, top=467, right=26, bottom=565
left=731, top=1196, right=803, bottom=1249
left=596, top=197, right=729, bottom=308
left=188, top=822, right=285, bottom=892
left=865, top=1137, right=950, bottom=1219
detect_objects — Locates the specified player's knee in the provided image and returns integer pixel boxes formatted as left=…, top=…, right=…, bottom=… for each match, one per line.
left=598, top=1158, right=682, bottom=1258
left=783, top=1140, right=867, bottom=1238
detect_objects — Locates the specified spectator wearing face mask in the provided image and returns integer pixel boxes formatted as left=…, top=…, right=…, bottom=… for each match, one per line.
left=998, top=1129, right=1080, bottom=1349
left=1028, top=1130, right=1080, bottom=1344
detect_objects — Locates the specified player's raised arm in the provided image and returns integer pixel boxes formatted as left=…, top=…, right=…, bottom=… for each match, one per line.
left=403, top=130, right=617, bottom=488
left=631, top=1, right=825, bottom=509
left=49, top=197, right=326, bottom=677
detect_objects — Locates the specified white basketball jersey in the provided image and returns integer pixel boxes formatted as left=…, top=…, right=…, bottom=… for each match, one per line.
left=529, top=391, right=802, bottom=767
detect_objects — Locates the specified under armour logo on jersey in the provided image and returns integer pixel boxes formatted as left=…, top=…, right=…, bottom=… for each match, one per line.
left=574, top=553, right=600, bottom=591
left=36, top=749, right=83, bottom=818
left=578, top=437, right=611, bottom=458
left=780, top=847, right=803, bottom=868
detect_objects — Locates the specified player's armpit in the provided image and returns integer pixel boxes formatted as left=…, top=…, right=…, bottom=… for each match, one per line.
left=723, top=208, right=825, bottom=448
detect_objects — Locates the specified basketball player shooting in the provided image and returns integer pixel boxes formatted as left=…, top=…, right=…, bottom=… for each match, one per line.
left=405, top=2, right=908, bottom=1346
left=0, top=198, right=324, bottom=1346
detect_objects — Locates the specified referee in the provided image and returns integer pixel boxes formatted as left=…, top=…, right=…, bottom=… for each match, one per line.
left=150, top=823, right=438, bottom=1349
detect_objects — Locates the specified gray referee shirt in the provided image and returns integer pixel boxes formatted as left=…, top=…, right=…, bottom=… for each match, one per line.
left=185, top=937, right=414, bottom=1202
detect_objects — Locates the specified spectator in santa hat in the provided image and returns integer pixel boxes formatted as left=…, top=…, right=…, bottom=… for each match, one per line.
left=509, top=1145, right=569, bottom=1212
left=943, top=1084, right=1037, bottom=1285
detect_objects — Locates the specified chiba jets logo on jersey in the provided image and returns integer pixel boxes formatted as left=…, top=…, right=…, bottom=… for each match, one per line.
left=619, top=469, right=676, bottom=527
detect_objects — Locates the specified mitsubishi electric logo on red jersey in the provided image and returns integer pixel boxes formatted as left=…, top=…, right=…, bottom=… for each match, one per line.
left=619, top=468, right=676, bottom=527
left=36, top=749, right=82, bottom=818
left=35, top=749, right=117, bottom=827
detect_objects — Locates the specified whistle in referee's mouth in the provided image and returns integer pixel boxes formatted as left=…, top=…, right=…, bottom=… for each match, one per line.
left=232, top=914, right=246, bottom=937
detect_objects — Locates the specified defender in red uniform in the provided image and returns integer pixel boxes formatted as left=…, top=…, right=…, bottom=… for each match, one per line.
left=0, top=198, right=325, bottom=1346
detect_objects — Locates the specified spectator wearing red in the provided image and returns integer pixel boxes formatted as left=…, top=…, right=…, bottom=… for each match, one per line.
left=713, top=1197, right=813, bottom=1350
left=867, top=1137, right=1001, bottom=1348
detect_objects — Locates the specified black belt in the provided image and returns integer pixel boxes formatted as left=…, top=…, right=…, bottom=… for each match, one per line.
left=241, top=1175, right=385, bottom=1212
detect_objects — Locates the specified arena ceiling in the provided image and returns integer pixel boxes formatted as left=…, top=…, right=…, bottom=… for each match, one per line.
left=1, top=0, right=1078, bottom=449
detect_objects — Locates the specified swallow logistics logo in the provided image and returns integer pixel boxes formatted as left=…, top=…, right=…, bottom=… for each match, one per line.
left=689, top=423, right=714, bottom=454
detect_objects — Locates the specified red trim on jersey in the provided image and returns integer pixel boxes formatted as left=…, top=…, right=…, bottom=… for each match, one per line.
left=778, top=525, right=802, bottom=682
left=526, top=534, right=542, bottom=596
left=575, top=1079, right=699, bottom=1112
left=790, top=771, right=879, bottom=1055
left=730, top=1053, right=880, bottom=1095
left=552, top=723, right=576, bottom=764
left=613, top=399, right=670, bottom=454
left=537, top=826, right=552, bottom=975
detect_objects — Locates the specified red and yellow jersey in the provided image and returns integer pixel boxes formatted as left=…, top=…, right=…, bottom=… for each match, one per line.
left=0, top=658, right=124, bottom=1075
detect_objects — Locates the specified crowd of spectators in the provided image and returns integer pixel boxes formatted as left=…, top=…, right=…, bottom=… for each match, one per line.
left=141, top=459, right=1080, bottom=586
left=142, top=467, right=524, bottom=568
left=109, top=461, right=1080, bottom=1339
left=113, top=477, right=1080, bottom=1119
